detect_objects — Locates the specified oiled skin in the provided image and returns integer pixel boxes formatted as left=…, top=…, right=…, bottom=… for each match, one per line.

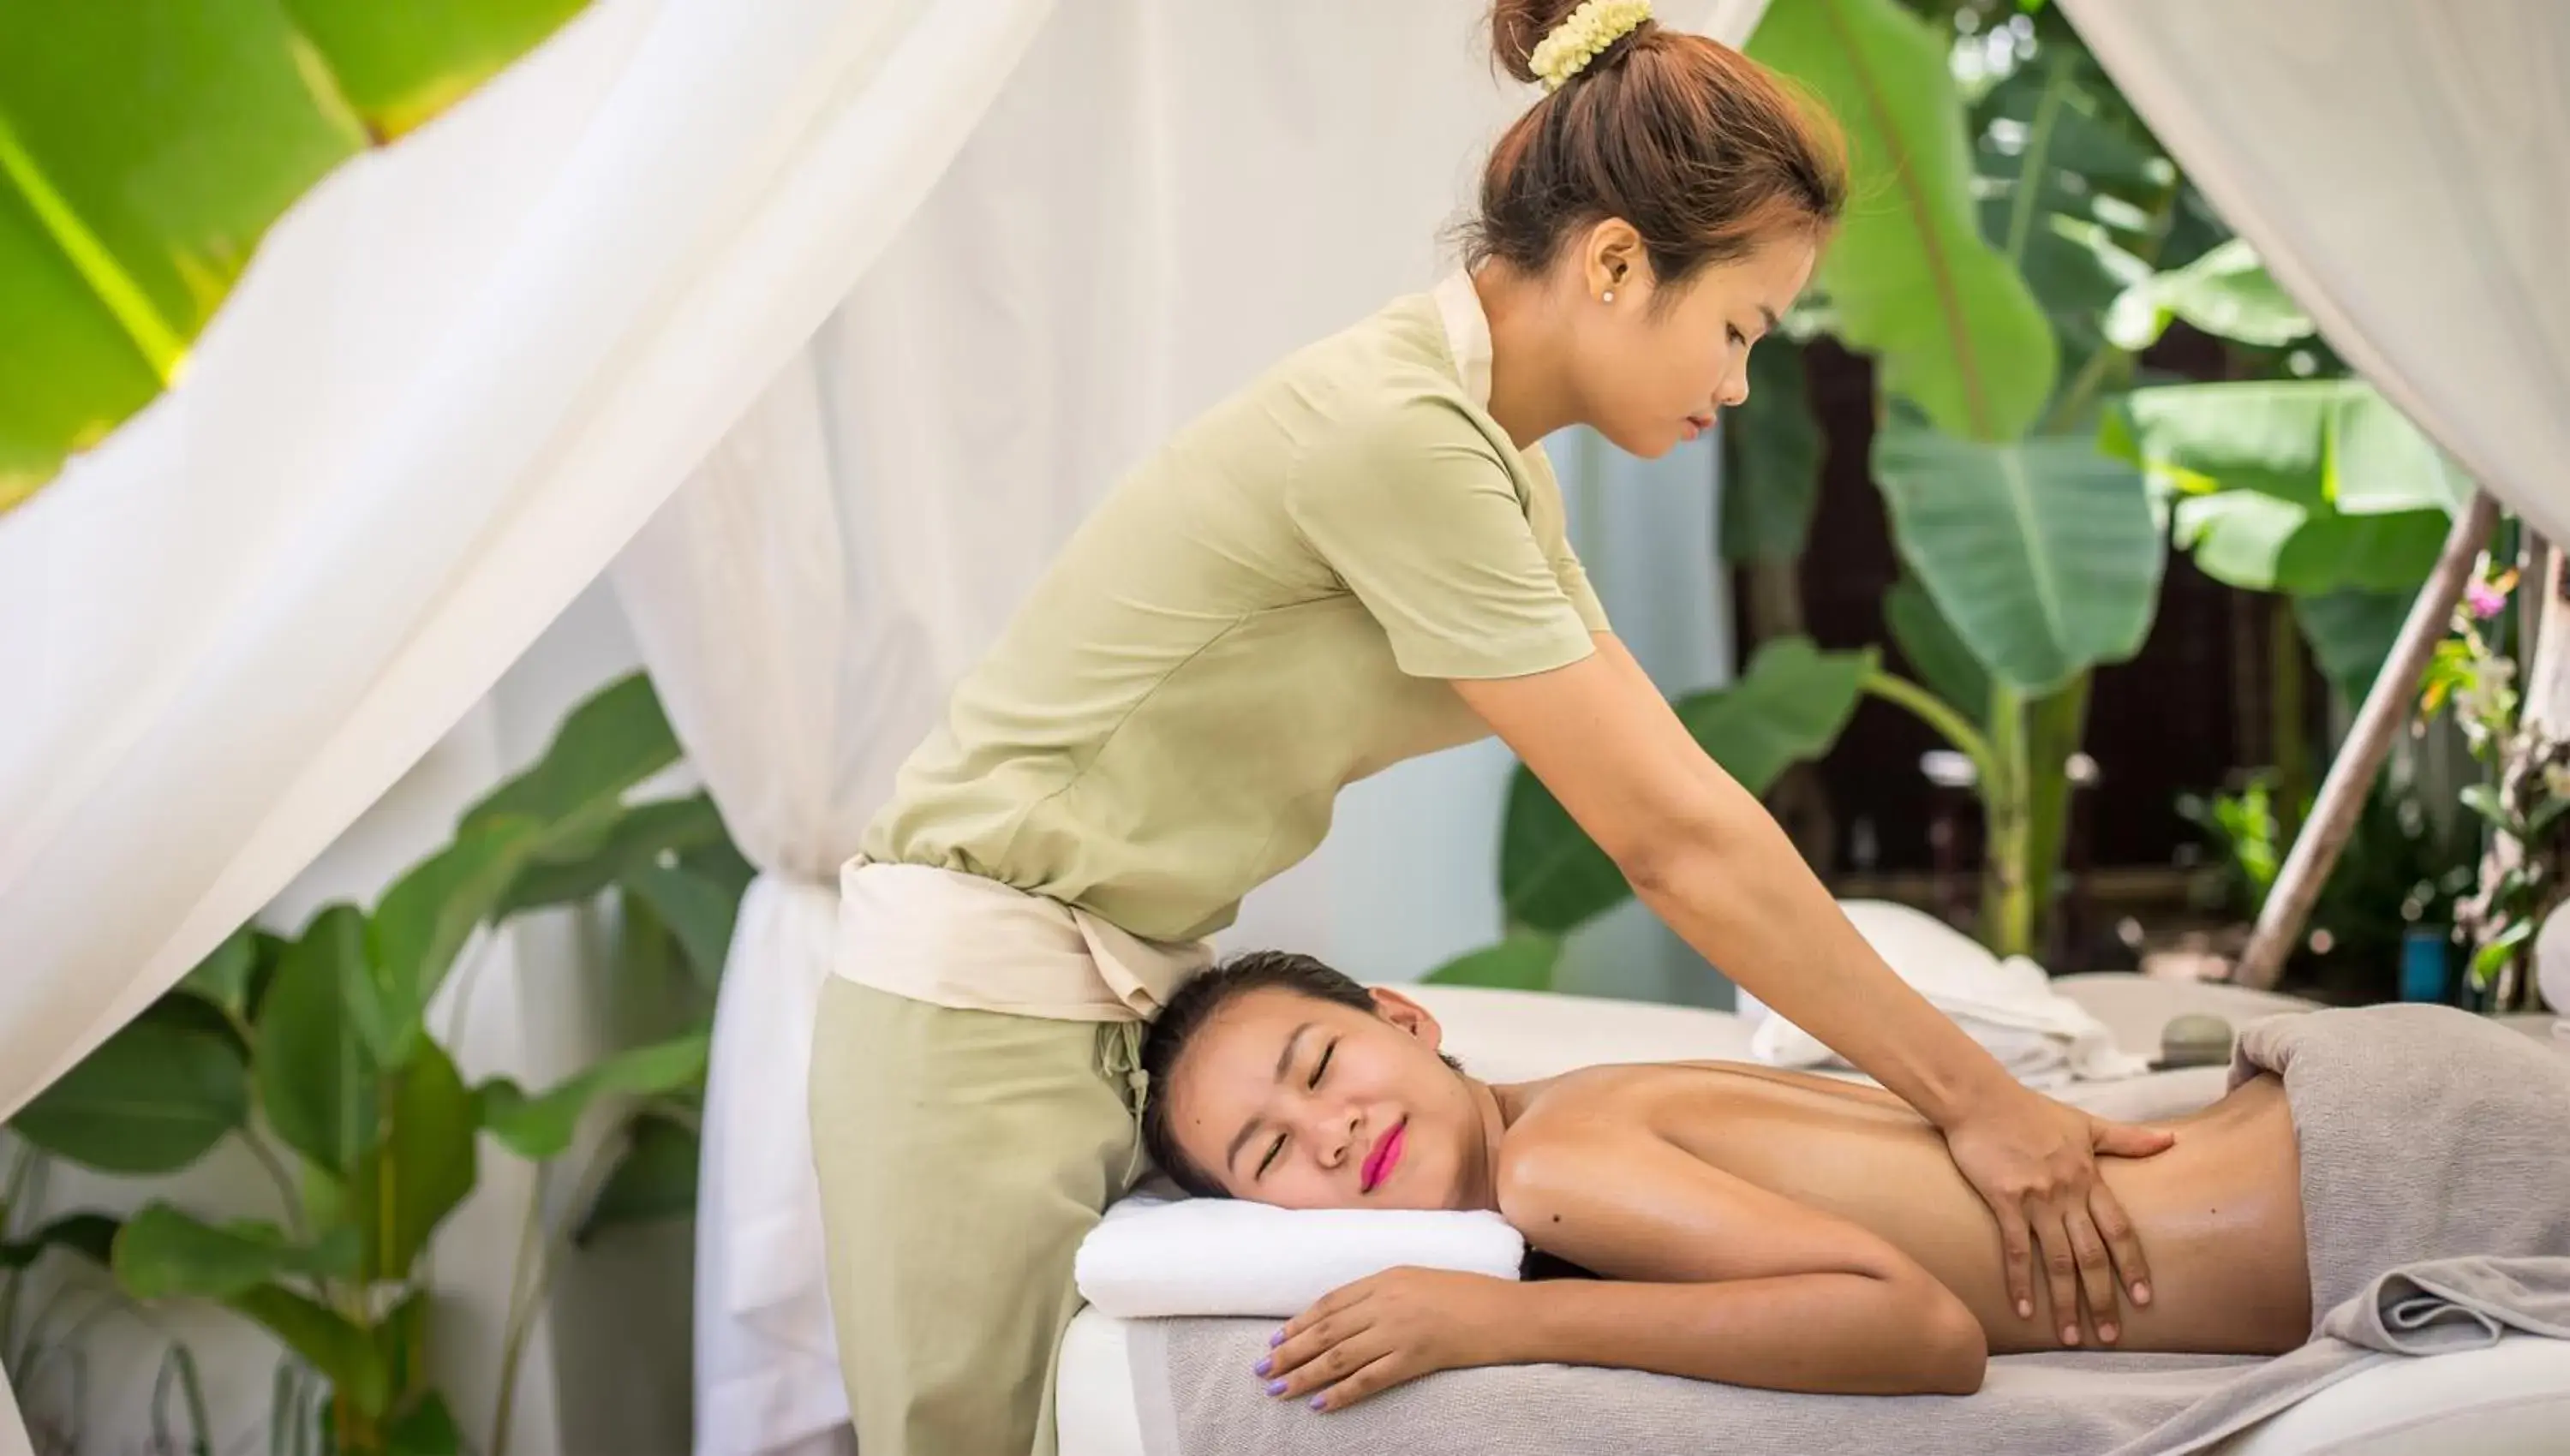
left=1503, top=1062, right=2313, bottom=1355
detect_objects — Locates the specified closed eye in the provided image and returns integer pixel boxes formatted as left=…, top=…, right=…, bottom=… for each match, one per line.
left=1727, top=324, right=1748, bottom=348
left=1253, top=1040, right=1337, bottom=1179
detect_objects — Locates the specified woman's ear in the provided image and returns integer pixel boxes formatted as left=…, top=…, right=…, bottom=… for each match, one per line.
left=1581, top=217, right=1644, bottom=301
left=1368, top=988, right=1445, bottom=1053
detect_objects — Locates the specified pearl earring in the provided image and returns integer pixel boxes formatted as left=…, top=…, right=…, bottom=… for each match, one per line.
left=1602, top=289, right=1616, bottom=304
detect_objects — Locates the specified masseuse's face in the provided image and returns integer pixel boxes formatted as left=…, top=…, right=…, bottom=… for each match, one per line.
left=1168, top=987, right=1479, bottom=1212
left=1572, top=225, right=1817, bottom=461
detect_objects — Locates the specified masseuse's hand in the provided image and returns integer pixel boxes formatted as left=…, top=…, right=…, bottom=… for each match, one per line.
left=1258, top=1267, right=1512, bottom=1412
left=1944, top=1085, right=2172, bottom=1346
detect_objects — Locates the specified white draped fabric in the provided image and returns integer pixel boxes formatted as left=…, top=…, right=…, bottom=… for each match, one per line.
left=0, top=0, right=1782, bottom=1448
left=2059, top=0, right=2570, bottom=543
left=625, top=4, right=1769, bottom=1451
left=0, top=0, right=1051, bottom=1445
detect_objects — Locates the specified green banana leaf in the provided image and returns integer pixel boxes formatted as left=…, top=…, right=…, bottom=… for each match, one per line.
left=1873, top=421, right=2161, bottom=695
left=10, top=1017, right=249, bottom=1175
left=340, top=1039, right=478, bottom=1282
left=386, top=1392, right=463, bottom=1456
left=464, top=672, right=685, bottom=854
left=2113, top=379, right=2471, bottom=516
left=496, top=794, right=733, bottom=917
left=1882, top=575, right=1989, bottom=725
left=111, top=1204, right=361, bottom=1301
left=2294, top=588, right=2418, bottom=705
left=574, top=1110, right=702, bottom=1246
left=476, top=1030, right=712, bottom=1161
left=2106, top=239, right=2313, bottom=352
left=229, top=1281, right=391, bottom=1418
left=0, top=0, right=589, bottom=512
left=356, top=817, right=541, bottom=1069
left=1421, top=932, right=1564, bottom=991
left=1749, top=0, right=2058, bottom=441
left=2173, top=491, right=2447, bottom=596
left=176, top=925, right=284, bottom=1027
left=0, top=1214, right=121, bottom=1273
left=1970, top=44, right=2167, bottom=372
left=1718, top=340, right=1824, bottom=564
left=254, top=904, right=378, bottom=1179
left=1498, top=638, right=1876, bottom=934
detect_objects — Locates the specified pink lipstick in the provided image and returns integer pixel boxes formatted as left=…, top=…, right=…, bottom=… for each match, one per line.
left=1360, top=1119, right=1408, bottom=1193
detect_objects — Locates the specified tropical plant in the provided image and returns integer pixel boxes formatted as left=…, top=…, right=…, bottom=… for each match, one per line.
left=2, top=671, right=742, bottom=1455
left=2179, top=767, right=2476, bottom=996
left=2417, top=557, right=2570, bottom=1008
left=1431, top=0, right=2459, bottom=987
left=0, top=0, right=593, bottom=513
left=1434, top=636, right=1880, bottom=989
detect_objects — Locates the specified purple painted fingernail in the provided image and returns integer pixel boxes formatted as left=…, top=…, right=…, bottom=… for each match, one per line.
left=1309, top=1395, right=1328, bottom=1411
left=1270, top=1328, right=1287, bottom=1347
left=1254, top=1358, right=1272, bottom=1377
left=1266, top=1380, right=1287, bottom=1397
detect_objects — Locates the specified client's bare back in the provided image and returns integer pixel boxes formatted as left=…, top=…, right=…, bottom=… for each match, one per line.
left=1504, top=1062, right=2313, bottom=1355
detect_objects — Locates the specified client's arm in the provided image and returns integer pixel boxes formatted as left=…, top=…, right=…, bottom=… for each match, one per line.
left=1262, top=1125, right=1987, bottom=1411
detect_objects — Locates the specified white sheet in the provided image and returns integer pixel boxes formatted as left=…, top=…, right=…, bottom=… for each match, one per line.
left=1057, top=1308, right=2570, bottom=1456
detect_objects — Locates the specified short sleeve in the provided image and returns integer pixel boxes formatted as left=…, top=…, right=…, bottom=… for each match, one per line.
left=1288, top=398, right=1599, bottom=680
left=1522, top=440, right=1613, bottom=636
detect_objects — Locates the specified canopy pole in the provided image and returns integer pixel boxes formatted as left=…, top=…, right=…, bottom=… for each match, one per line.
left=2234, top=491, right=2501, bottom=989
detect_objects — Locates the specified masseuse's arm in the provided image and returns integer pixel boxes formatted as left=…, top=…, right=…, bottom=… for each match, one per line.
left=1263, top=1125, right=1985, bottom=1409
left=1452, top=636, right=2172, bottom=1342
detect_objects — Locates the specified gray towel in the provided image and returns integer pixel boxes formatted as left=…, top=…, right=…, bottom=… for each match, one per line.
left=1135, top=1005, right=2570, bottom=1456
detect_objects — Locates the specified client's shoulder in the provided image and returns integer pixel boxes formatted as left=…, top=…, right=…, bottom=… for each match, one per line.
left=1491, top=1065, right=1701, bottom=1221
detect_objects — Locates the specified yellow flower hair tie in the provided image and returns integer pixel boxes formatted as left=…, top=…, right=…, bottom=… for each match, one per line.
left=1529, top=0, right=1653, bottom=92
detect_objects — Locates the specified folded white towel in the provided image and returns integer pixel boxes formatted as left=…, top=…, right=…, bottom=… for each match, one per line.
left=1073, top=1196, right=1526, bottom=1320
left=1745, top=901, right=2152, bottom=1085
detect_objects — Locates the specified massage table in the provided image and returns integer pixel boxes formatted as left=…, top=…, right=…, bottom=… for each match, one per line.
left=1057, top=974, right=2570, bottom=1454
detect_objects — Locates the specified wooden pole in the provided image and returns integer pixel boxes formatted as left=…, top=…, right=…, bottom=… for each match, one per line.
left=2234, top=492, right=2502, bottom=989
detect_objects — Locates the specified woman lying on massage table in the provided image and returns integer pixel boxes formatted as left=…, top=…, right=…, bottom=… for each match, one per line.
left=1139, top=952, right=2570, bottom=1411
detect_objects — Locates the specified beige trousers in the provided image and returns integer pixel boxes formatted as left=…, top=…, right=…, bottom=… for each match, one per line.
left=810, top=977, right=1147, bottom=1456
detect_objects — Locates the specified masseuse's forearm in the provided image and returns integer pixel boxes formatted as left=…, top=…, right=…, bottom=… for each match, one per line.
left=1625, top=774, right=2017, bottom=1129
left=1489, top=1272, right=1985, bottom=1396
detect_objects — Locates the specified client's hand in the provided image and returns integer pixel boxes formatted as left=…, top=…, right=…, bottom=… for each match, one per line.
left=1259, top=1267, right=1513, bottom=1412
left=1943, top=1086, right=2173, bottom=1346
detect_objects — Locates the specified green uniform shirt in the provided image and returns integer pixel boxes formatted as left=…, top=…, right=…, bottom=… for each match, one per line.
left=860, top=280, right=1611, bottom=945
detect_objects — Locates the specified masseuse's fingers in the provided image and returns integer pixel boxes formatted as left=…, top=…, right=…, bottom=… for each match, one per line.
left=2092, top=1118, right=2177, bottom=1159
left=2063, top=1206, right=2119, bottom=1343
left=1994, top=1200, right=2038, bottom=1321
left=2039, top=1205, right=2085, bottom=1346
left=2088, top=1121, right=2158, bottom=1308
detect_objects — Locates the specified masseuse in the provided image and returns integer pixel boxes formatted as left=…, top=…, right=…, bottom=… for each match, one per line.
left=811, top=3, right=2173, bottom=1453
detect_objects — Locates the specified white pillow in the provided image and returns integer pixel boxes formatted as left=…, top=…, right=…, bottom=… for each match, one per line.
left=1073, top=1196, right=1525, bottom=1320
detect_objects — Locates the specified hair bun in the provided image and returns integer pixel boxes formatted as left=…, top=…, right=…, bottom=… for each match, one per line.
left=1491, top=0, right=1659, bottom=88
left=1491, top=0, right=1582, bottom=87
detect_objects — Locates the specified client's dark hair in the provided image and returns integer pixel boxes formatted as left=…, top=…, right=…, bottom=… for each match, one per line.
left=1139, top=950, right=1459, bottom=1198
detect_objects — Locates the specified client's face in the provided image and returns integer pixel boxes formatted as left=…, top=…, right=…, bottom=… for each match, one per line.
left=1166, top=987, right=1479, bottom=1212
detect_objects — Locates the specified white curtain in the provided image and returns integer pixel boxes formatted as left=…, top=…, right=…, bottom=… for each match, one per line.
left=2058, top=0, right=2570, bottom=543
left=0, top=0, right=1049, bottom=1445
left=624, top=5, right=1769, bottom=1451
